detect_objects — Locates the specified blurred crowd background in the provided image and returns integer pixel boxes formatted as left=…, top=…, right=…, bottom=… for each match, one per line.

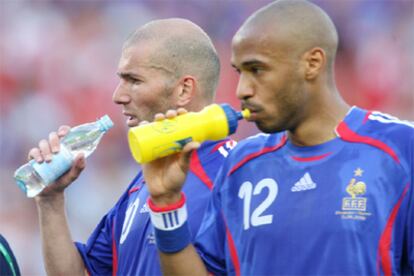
left=0, top=0, right=413, bottom=274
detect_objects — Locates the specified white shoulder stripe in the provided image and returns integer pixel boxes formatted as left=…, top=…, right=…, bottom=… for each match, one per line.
left=247, top=132, right=270, bottom=140
left=368, top=112, right=414, bottom=128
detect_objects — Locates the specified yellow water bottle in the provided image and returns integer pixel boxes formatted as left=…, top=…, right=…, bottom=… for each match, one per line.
left=128, top=103, right=250, bottom=163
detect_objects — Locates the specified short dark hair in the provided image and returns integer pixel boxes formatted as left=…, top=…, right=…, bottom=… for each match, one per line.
left=124, top=19, right=220, bottom=102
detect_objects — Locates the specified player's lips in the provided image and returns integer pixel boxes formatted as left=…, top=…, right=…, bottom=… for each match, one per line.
left=247, top=111, right=258, bottom=121
left=123, top=111, right=139, bottom=127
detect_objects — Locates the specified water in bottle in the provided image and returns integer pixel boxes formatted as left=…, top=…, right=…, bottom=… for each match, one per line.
left=14, top=115, right=114, bottom=198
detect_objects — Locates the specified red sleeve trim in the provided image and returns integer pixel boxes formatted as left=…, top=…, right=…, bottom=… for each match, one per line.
left=228, top=135, right=287, bottom=176
left=112, top=219, right=118, bottom=276
left=147, top=192, right=186, bottom=213
left=377, top=183, right=410, bottom=276
left=363, top=110, right=373, bottom=124
left=128, top=186, right=141, bottom=195
left=221, top=212, right=241, bottom=276
left=336, top=121, right=400, bottom=164
left=189, top=150, right=214, bottom=190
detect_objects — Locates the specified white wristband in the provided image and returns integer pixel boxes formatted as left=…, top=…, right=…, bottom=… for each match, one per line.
left=147, top=193, right=188, bottom=231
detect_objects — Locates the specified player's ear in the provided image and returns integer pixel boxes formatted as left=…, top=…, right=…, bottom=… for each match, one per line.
left=175, top=75, right=196, bottom=107
left=303, top=47, right=325, bottom=80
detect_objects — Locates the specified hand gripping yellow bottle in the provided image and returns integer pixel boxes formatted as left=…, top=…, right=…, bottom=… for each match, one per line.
left=128, top=103, right=250, bottom=164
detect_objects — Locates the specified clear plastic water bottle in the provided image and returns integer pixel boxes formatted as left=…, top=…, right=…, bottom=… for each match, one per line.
left=14, top=115, right=114, bottom=198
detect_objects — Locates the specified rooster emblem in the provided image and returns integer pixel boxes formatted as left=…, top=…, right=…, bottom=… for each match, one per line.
left=346, top=168, right=366, bottom=198
left=346, top=178, right=366, bottom=198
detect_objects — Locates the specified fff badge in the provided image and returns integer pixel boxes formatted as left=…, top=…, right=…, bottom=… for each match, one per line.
left=335, top=168, right=372, bottom=220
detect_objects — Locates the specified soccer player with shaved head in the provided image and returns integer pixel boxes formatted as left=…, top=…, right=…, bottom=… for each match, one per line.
left=142, top=1, right=414, bottom=275
left=29, top=18, right=233, bottom=275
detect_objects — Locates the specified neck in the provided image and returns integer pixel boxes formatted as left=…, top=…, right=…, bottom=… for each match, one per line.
left=184, top=98, right=212, bottom=113
left=288, top=88, right=350, bottom=146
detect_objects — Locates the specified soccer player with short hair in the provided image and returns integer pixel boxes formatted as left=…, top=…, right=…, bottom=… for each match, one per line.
left=29, top=18, right=232, bottom=275
left=142, top=1, right=414, bottom=275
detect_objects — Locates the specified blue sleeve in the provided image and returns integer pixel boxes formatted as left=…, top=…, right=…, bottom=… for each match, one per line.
left=74, top=174, right=135, bottom=275
left=404, top=184, right=414, bottom=274
left=185, top=140, right=232, bottom=242
left=75, top=211, right=114, bottom=276
left=193, top=165, right=229, bottom=275
left=403, top=134, right=414, bottom=274
left=183, top=171, right=211, bottom=242
left=187, top=140, right=241, bottom=275
left=394, top=120, right=414, bottom=274
left=194, top=191, right=227, bottom=274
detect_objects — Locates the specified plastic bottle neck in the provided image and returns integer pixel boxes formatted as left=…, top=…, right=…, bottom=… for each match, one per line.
left=238, top=109, right=250, bottom=120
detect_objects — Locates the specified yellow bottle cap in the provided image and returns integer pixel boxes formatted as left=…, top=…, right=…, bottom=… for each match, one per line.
left=241, top=109, right=251, bottom=119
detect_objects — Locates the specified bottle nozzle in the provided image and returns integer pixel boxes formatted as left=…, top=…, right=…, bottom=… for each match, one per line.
left=220, top=104, right=250, bottom=135
left=237, top=109, right=251, bottom=120
left=241, top=109, right=250, bottom=119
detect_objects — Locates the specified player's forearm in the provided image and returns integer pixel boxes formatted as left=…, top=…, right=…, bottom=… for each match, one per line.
left=160, top=245, right=208, bottom=276
left=36, top=194, right=86, bottom=276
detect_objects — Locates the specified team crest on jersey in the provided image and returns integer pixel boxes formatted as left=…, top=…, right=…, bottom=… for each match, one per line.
left=335, top=168, right=372, bottom=220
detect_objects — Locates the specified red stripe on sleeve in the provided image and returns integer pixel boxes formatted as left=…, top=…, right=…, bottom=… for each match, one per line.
left=128, top=186, right=140, bottom=195
left=189, top=150, right=214, bottom=190
left=336, top=121, right=400, bottom=164
left=228, top=135, right=287, bottom=176
left=226, top=228, right=241, bottom=276
left=112, top=220, right=118, bottom=276
left=378, top=183, right=410, bottom=276
left=221, top=213, right=241, bottom=276
left=363, top=111, right=373, bottom=124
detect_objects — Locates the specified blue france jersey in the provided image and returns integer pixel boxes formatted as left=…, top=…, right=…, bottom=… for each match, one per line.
left=75, top=139, right=236, bottom=275
left=195, top=107, right=414, bottom=275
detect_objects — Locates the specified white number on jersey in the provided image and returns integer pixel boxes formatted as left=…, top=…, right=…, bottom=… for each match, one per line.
left=238, top=178, right=278, bottom=230
left=218, top=140, right=237, bottom=157
left=120, top=197, right=140, bottom=244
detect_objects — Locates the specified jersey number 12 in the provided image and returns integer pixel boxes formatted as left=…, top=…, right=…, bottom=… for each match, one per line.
left=238, top=178, right=278, bottom=230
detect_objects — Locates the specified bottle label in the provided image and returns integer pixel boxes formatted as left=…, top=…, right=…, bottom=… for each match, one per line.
left=151, top=137, right=193, bottom=160
left=151, top=119, right=177, bottom=134
left=31, top=146, right=73, bottom=185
